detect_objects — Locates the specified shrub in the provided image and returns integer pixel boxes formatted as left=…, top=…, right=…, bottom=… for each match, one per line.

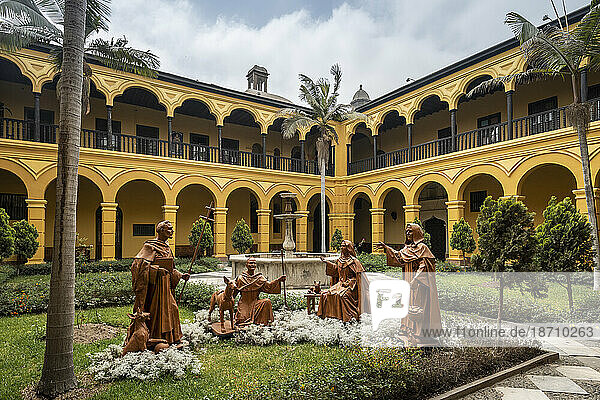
left=358, top=253, right=389, bottom=272
left=188, top=218, right=214, bottom=256
left=0, top=208, right=15, bottom=261
left=231, top=218, right=253, bottom=254
left=330, top=228, right=343, bottom=252
left=88, top=344, right=201, bottom=381
left=12, top=220, right=39, bottom=262
left=536, top=196, right=594, bottom=313
left=449, top=218, right=476, bottom=265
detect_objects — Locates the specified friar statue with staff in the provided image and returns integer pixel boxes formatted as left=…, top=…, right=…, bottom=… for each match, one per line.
left=375, top=223, right=441, bottom=343
left=126, top=220, right=190, bottom=350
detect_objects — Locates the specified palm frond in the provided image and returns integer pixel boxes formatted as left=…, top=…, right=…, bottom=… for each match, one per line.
left=573, top=3, right=600, bottom=66
left=85, top=36, right=159, bottom=77
left=336, top=109, right=367, bottom=124
left=506, top=11, right=577, bottom=74
left=35, top=0, right=63, bottom=25
left=277, top=109, right=317, bottom=139
left=467, top=69, right=566, bottom=98
left=0, top=20, right=59, bottom=51
left=322, top=123, right=339, bottom=144
left=330, top=63, right=341, bottom=94
left=84, top=0, right=110, bottom=35
left=0, top=0, right=61, bottom=35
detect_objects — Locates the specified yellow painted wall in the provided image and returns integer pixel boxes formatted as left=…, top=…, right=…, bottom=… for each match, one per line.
left=175, top=185, right=215, bottom=246
left=116, top=180, right=164, bottom=258
left=456, top=91, right=506, bottom=133
left=520, top=164, right=577, bottom=225
left=382, top=189, right=406, bottom=245
left=379, top=125, right=408, bottom=154
left=413, top=110, right=450, bottom=145
left=225, top=188, right=257, bottom=254
left=44, top=177, right=102, bottom=259
left=462, top=175, right=504, bottom=240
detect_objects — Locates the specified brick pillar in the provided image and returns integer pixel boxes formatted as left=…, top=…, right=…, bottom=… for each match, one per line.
left=213, top=207, right=228, bottom=258
left=25, top=199, right=46, bottom=264
left=162, top=204, right=179, bottom=247
left=370, top=208, right=385, bottom=253
left=445, top=200, right=466, bottom=263
left=403, top=204, right=421, bottom=225
left=257, top=209, right=271, bottom=253
left=100, top=202, right=118, bottom=261
left=295, top=210, right=310, bottom=252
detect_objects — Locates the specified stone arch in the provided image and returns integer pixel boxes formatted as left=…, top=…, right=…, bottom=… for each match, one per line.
left=44, top=175, right=104, bottom=260
left=375, top=182, right=410, bottom=209
left=107, top=170, right=171, bottom=203
left=375, top=109, right=407, bottom=134
left=0, top=55, right=34, bottom=89
left=408, top=173, right=453, bottom=204
left=110, top=81, right=170, bottom=111
left=223, top=106, right=265, bottom=132
left=222, top=181, right=266, bottom=209
left=265, top=184, right=305, bottom=206
left=452, top=164, right=510, bottom=200
left=513, top=153, right=583, bottom=194
left=408, top=93, right=449, bottom=123
left=171, top=175, right=222, bottom=202
left=518, top=163, right=578, bottom=225
left=172, top=94, right=219, bottom=119
left=36, top=165, right=110, bottom=201
left=381, top=187, right=407, bottom=246
left=451, top=72, right=501, bottom=108
left=306, top=192, right=332, bottom=252
left=0, top=159, right=36, bottom=197
left=175, top=183, right=217, bottom=255
left=299, top=187, right=335, bottom=211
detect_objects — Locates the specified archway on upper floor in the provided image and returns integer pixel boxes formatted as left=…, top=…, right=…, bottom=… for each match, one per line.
left=269, top=191, right=299, bottom=251
left=226, top=187, right=260, bottom=254
left=382, top=188, right=406, bottom=249
left=519, top=164, right=577, bottom=226
left=304, top=125, right=333, bottom=174
left=267, top=117, right=300, bottom=168
left=417, top=182, right=448, bottom=260
left=44, top=176, right=103, bottom=261
left=173, top=99, right=217, bottom=159
left=175, top=184, right=217, bottom=257
left=0, top=57, right=34, bottom=126
left=377, top=111, right=407, bottom=165
left=413, top=95, right=451, bottom=159
left=116, top=179, right=165, bottom=258
left=113, top=87, right=167, bottom=154
left=352, top=193, right=372, bottom=253
left=0, top=169, right=28, bottom=222
left=351, top=122, right=372, bottom=163
left=307, top=193, right=331, bottom=253
left=460, top=174, right=504, bottom=240
left=223, top=109, right=261, bottom=166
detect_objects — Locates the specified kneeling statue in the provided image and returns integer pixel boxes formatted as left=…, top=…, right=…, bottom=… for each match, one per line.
left=234, top=257, right=286, bottom=326
left=317, top=240, right=369, bottom=322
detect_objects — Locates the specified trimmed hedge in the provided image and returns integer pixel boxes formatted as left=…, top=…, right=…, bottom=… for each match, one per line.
left=6, top=256, right=223, bottom=277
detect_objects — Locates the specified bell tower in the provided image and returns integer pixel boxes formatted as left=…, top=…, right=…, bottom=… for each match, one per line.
left=246, top=65, right=269, bottom=92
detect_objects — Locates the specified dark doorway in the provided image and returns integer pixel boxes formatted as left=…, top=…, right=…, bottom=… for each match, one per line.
left=115, top=206, right=123, bottom=259
left=424, top=216, right=446, bottom=260
left=313, top=201, right=330, bottom=253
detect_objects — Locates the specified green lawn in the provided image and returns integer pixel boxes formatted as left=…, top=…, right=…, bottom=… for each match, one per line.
left=0, top=305, right=343, bottom=399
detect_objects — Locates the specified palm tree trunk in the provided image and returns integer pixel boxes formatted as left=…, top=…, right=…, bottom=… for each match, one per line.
left=37, top=0, right=86, bottom=396
left=576, top=122, right=600, bottom=290
left=320, top=160, right=326, bottom=252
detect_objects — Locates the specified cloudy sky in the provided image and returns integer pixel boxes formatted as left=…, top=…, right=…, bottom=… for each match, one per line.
left=103, top=0, right=590, bottom=104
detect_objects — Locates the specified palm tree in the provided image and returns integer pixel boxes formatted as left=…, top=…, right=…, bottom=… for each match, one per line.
left=278, top=64, right=366, bottom=252
left=0, top=0, right=159, bottom=114
left=35, top=0, right=85, bottom=396
left=468, top=1, right=600, bottom=289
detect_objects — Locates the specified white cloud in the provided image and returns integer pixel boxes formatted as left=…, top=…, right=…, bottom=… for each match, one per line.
left=102, top=0, right=590, bottom=104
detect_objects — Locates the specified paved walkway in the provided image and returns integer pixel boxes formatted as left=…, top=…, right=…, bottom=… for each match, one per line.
left=188, top=265, right=231, bottom=286
left=464, top=338, right=600, bottom=399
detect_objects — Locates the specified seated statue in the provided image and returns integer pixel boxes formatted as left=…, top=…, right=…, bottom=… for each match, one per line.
left=233, top=258, right=286, bottom=326
left=125, top=220, right=190, bottom=349
left=317, top=240, right=369, bottom=322
left=376, top=223, right=441, bottom=341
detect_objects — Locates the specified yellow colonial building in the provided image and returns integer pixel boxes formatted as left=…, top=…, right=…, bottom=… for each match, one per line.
left=2, top=7, right=600, bottom=264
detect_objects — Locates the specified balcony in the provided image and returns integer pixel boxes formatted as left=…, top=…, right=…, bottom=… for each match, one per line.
left=0, top=119, right=334, bottom=176
left=348, top=98, right=600, bottom=175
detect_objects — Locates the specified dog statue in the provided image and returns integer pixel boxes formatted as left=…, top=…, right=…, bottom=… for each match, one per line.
left=122, top=308, right=169, bottom=355
left=208, top=276, right=237, bottom=329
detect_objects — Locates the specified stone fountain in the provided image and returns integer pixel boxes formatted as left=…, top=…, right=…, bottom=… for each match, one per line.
left=229, top=192, right=337, bottom=288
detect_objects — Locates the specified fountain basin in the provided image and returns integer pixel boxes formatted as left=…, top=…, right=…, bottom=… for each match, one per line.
left=229, top=253, right=338, bottom=289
